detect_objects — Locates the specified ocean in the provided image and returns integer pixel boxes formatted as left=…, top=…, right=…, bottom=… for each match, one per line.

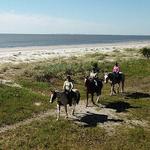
left=0, top=34, right=150, bottom=48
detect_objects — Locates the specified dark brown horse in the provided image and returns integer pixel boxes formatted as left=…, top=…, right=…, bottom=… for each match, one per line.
left=84, top=77, right=103, bottom=107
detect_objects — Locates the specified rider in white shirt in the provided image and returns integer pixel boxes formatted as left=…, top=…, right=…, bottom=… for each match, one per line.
left=63, top=75, right=74, bottom=106
left=63, top=75, right=74, bottom=93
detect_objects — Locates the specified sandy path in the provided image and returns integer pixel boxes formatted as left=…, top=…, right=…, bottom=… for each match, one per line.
left=0, top=101, right=148, bottom=134
left=0, top=110, right=55, bottom=134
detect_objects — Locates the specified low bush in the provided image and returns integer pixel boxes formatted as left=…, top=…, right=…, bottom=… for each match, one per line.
left=140, top=47, right=150, bottom=59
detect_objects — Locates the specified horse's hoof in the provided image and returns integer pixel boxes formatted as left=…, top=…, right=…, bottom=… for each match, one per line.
left=99, top=104, right=105, bottom=108
left=72, top=111, right=75, bottom=116
left=93, top=103, right=96, bottom=106
left=110, top=93, right=115, bottom=96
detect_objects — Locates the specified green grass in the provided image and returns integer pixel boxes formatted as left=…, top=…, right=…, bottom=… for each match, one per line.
left=0, top=117, right=150, bottom=150
left=18, top=79, right=52, bottom=95
left=121, top=59, right=150, bottom=77
left=0, top=85, right=52, bottom=126
left=0, top=52, right=150, bottom=149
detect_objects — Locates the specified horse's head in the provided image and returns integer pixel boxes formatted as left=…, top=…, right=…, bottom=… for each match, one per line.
left=104, top=73, right=109, bottom=83
left=49, top=90, right=57, bottom=103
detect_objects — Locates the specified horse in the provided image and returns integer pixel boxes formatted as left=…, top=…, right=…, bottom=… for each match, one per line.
left=49, top=89, right=80, bottom=120
left=104, top=72, right=125, bottom=96
left=84, top=77, right=103, bottom=107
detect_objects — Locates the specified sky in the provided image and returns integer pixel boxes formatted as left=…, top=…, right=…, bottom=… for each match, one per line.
left=0, top=0, right=150, bottom=35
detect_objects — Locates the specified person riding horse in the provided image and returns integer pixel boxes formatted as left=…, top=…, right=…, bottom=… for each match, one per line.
left=112, top=62, right=121, bottom=80
left=85, top=63, right=103, bottom=106
left=89, top=62, right=100, bottom=86
left=63, top=75, right=74, bottom=106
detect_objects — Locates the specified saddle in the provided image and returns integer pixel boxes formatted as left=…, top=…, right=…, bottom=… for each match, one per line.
left=113, top=72, right=122, bottom=81
left=88, top=77, right=99, bottom=87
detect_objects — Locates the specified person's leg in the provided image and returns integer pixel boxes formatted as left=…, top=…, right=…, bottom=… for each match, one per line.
left=68, top=92, right=72, bottom=106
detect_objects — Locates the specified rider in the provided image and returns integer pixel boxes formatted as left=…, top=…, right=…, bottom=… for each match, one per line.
left=89, top=62, right=100, bottom=86
left=112, top=62, right=120, bottom=78
left=63, top=75, right=74, bottom=106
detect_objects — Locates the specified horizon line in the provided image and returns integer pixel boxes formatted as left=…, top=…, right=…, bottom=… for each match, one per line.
left=0, top=33, right=150, bottom=36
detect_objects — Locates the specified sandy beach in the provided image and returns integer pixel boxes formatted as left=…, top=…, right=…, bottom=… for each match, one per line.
left=0, top=41, right=150, bottom=64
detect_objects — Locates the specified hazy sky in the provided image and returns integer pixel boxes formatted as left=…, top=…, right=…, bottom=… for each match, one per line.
left=0, top=0, right=150, bottom=35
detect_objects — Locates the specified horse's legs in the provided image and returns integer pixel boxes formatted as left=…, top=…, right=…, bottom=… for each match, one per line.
left=110, top=85, right=113, bottom=96
left=110, top=84, right=116, bottom=96
left=72, top=102, right=76, bottom=116
left=113, top=85, right=116, bottom=94
left=96, top=95, right=100, bottom=103
left=86, top=92, right=89, bottom=107
left=121, top=81, right=124, bottom=93
left=56, top=104, right=60, bottom=120
left=91, top=94, right=95, bottom=105
left=117, top=83, right=120, bottom=94
left=64, top=105, right=68, bottom=119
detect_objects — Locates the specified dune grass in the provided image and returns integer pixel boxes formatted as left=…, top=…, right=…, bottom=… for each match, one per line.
left=0, top=49, right=150, bottom=149
left=1, top=54, right=149, bottom=124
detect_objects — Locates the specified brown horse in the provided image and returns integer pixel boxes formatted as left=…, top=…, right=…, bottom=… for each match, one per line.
left=84, top=77, right=103, bottom=107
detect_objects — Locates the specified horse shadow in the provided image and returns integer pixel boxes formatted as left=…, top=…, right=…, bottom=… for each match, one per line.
left=124, top=92, right=150, bottom=99
left=105, top=101, right=140, bottom=113
left=75, top=112, right=123, bottom=127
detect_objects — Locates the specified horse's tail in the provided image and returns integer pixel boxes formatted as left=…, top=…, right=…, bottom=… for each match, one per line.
left=76, top=91, right=80, bottom=104
left=72, top=89, right=80, bottom=104
left=98, top=79, right=103, bottom=89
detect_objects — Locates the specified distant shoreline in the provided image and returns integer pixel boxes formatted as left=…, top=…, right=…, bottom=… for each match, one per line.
left=0, top=40, right=150, bottom=51
left=0, top=41, right=150, bottom=64
left=1, top=33, right=150, bottom=35
left=1, top=34, right=150, bottom=49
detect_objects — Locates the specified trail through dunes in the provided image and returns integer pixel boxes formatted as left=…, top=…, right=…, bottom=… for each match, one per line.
left=0, top=101, right=148, bottom=134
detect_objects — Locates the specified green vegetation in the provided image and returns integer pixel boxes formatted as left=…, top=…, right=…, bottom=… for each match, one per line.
left=0, top=117, right=150, bottom=150
left=0, top=48, right=150, bottom=149
left=140, top=47, right=150, bottom=59
left=0, top=85, right=52, bottom=126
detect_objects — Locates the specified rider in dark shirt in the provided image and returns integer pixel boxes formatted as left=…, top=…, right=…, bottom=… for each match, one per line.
left=90, top=62, right=100, bottom=86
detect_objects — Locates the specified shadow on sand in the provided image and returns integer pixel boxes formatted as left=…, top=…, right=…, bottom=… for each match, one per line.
left=76, top=112, right=123, bottom=127
left=124, top=92, right=150, bottom=99
left=105, top=101, right=140, bottom=113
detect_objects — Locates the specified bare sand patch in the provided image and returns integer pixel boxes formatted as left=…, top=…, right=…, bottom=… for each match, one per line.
left=34, top=102, right=42, bottom=106
left=0, top=79, right=21, bottom=88
left=67, top=101, right=149, bottom=134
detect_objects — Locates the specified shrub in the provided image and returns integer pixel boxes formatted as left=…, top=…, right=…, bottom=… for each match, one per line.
left=140, top=47, right=150, bottom=59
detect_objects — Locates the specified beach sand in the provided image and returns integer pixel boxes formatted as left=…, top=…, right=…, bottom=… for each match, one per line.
left=0, top=41, right=150, bottom=64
